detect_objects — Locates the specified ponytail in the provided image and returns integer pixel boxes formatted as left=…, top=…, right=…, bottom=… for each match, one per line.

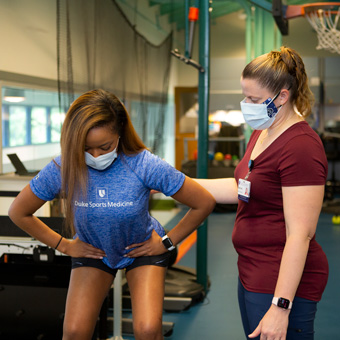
left=279, top=46, right=314, bottom=117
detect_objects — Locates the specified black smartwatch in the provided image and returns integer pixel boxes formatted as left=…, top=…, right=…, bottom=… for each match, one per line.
left=161, top=235, right=175, bottom=251
left=272, top=297, right=293, bottom=310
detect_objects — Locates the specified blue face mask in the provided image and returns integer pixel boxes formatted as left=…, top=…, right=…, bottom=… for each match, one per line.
left=240, top=92, right=281, bottom=130
left=85, top=139, right=119, bottom=170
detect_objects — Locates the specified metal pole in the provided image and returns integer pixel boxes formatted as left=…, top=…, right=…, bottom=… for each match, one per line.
left=318, top=57, right=325, bottom=134
left=196, top=0, right=210, bottom=292
left=185, top=0, right=190, bottom=58
left=110, top=270, right=125, bottom=340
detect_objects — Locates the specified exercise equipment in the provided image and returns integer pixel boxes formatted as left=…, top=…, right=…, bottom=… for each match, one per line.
left=119, top=264, right=208, bottom=314
left=332, top=215, right=340, bottom=224
left=273, top=0, right=340, bottom=55
left=321, top=132, right=340, bottom=218
left=208, top=151, right=214, bottom=160
left=214, top=152, right=224, bottom=161
left=0, top=238, right=70, bottom=340
left=171, top=1, right=210, bottom=291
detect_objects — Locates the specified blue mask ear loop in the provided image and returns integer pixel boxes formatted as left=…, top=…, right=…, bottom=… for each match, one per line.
left=272, top=85, right=291, bottom=109
left=267, top=91, right=281, bottom=106
left=265, top=90, right=282, bottom=112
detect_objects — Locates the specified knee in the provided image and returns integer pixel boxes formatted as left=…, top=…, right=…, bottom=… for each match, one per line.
left=63, top=322, right=95, bottom=340
left=134, top=320, right=163, bottom=340
left=63, top=327, right=86, bottom=340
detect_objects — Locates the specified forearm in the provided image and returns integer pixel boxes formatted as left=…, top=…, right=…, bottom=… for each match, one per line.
left=274, top=235, right=311, bottom=301
left=8, top=185, right=64, bottom=250
left=163, top=176, right=215, bottom=246
left=193, top=178, right=238, bottom=204
left=9, top=213, right=65, bottom=250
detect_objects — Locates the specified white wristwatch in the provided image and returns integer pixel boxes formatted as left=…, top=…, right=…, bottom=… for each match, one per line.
left=272, top=297, right=293, bottom=310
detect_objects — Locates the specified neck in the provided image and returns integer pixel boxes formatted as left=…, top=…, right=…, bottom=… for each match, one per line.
left=267, top=107, right=303, bottom=137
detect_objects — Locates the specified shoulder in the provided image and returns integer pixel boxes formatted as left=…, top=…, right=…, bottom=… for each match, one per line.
left=121, top=150, right=185, bottom=195
left=278, top=122, right=327, bottom=184
left=52, top=155, right=62, bottom=167
left=281, top=122, right=325, bottom=155
left=30, top=156, right=62, bottom=201
left=289, top=121, right=322, bottom=140
left=121, top=149, right=159, bottom=166
left=41, top=155, right=62, bottom=173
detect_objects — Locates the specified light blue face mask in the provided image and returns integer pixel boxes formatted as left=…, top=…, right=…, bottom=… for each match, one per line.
left=240, top=92, right=281, bottom=130
left=85, top=139, right=119, bottom=170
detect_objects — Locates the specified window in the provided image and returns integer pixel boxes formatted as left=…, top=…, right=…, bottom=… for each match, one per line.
left=2, top=86, right=66, bottom=147
left=1, top=85, right=67, bottom=173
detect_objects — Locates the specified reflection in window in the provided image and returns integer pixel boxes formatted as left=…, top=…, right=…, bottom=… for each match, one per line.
left=51, top=107, right=63, bottom=142
left=9, top=106, right=27, bottom=146
left=32, top=107, right=47, bottom=144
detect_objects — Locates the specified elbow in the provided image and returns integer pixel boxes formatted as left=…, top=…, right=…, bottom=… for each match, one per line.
left=8, top=201, right=21, bottom=225
left=8, top=204, right=14, bottom=221
left=206, top=195, right=216, bottom=214
left=8, top=203, right=17, bottom=224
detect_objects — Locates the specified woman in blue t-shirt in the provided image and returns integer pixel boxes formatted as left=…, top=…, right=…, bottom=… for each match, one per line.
left=9, top=89, right=216, bottom=340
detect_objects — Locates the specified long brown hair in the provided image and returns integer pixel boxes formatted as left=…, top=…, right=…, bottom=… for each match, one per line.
left=242, top=46, right=314, bottom=117
left=60, top=89, right=146, bottom=234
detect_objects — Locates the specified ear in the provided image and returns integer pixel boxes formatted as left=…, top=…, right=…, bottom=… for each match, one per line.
left=278, top=89, right=290, bottom=106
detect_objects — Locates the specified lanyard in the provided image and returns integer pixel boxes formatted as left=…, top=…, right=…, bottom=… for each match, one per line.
left=245, top=159, right=254, bottom=180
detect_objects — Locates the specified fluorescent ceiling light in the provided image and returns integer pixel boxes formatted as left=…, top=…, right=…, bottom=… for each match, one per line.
left=209, top=110, right=245, bottom=126
left=4, top=88, right=26, bottom=103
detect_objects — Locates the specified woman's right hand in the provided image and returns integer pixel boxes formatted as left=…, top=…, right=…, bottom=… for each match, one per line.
left=61, top=237, right=106, bottom=259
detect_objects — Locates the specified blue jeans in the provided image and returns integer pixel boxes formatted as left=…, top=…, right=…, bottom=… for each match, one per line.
left=238, top=279, right=317, bottom=339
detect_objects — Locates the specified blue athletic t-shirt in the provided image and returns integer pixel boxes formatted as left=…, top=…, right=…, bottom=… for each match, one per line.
left=30, top=150, right=185, bottom=269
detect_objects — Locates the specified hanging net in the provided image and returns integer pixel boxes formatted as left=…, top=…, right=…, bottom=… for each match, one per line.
left=56, top=0, right=173, bottom=157
left=304, top=3, right=340, bottom=54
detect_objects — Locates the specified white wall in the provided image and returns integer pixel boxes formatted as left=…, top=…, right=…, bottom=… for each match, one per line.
left=0, top=0, right=57, bottom=80
left=0, top=1, right=338, bottom=87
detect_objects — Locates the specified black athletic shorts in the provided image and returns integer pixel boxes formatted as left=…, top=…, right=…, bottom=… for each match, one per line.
left=71, top=250, right=174, bottom=277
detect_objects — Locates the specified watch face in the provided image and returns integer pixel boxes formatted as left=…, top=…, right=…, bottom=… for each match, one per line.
left=162, top=237, right=173, bottom=248
left=278, top=297, right=290, bottom=309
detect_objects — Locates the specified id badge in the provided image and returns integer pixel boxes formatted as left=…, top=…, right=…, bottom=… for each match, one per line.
left=238, top=179, right=251, bottom=203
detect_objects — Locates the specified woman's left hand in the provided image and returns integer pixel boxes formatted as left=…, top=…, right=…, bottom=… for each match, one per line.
left=248, top=304, right=290, bottom=340
left=125, top=230, right=166, bottom=257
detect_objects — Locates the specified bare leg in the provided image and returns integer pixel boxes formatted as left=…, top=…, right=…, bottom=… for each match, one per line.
left=62, top=267, right=114, bottom=340
left=126, top=265, right=167, bottom=340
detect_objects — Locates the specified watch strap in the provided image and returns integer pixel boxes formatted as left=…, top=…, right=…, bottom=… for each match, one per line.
left=161, top=234, right=175, bottom=251
left=272, top=297, right=293, bottom=310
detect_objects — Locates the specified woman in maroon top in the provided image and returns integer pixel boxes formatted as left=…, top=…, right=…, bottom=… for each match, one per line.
left=196, top=46, right=328, bottom=340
